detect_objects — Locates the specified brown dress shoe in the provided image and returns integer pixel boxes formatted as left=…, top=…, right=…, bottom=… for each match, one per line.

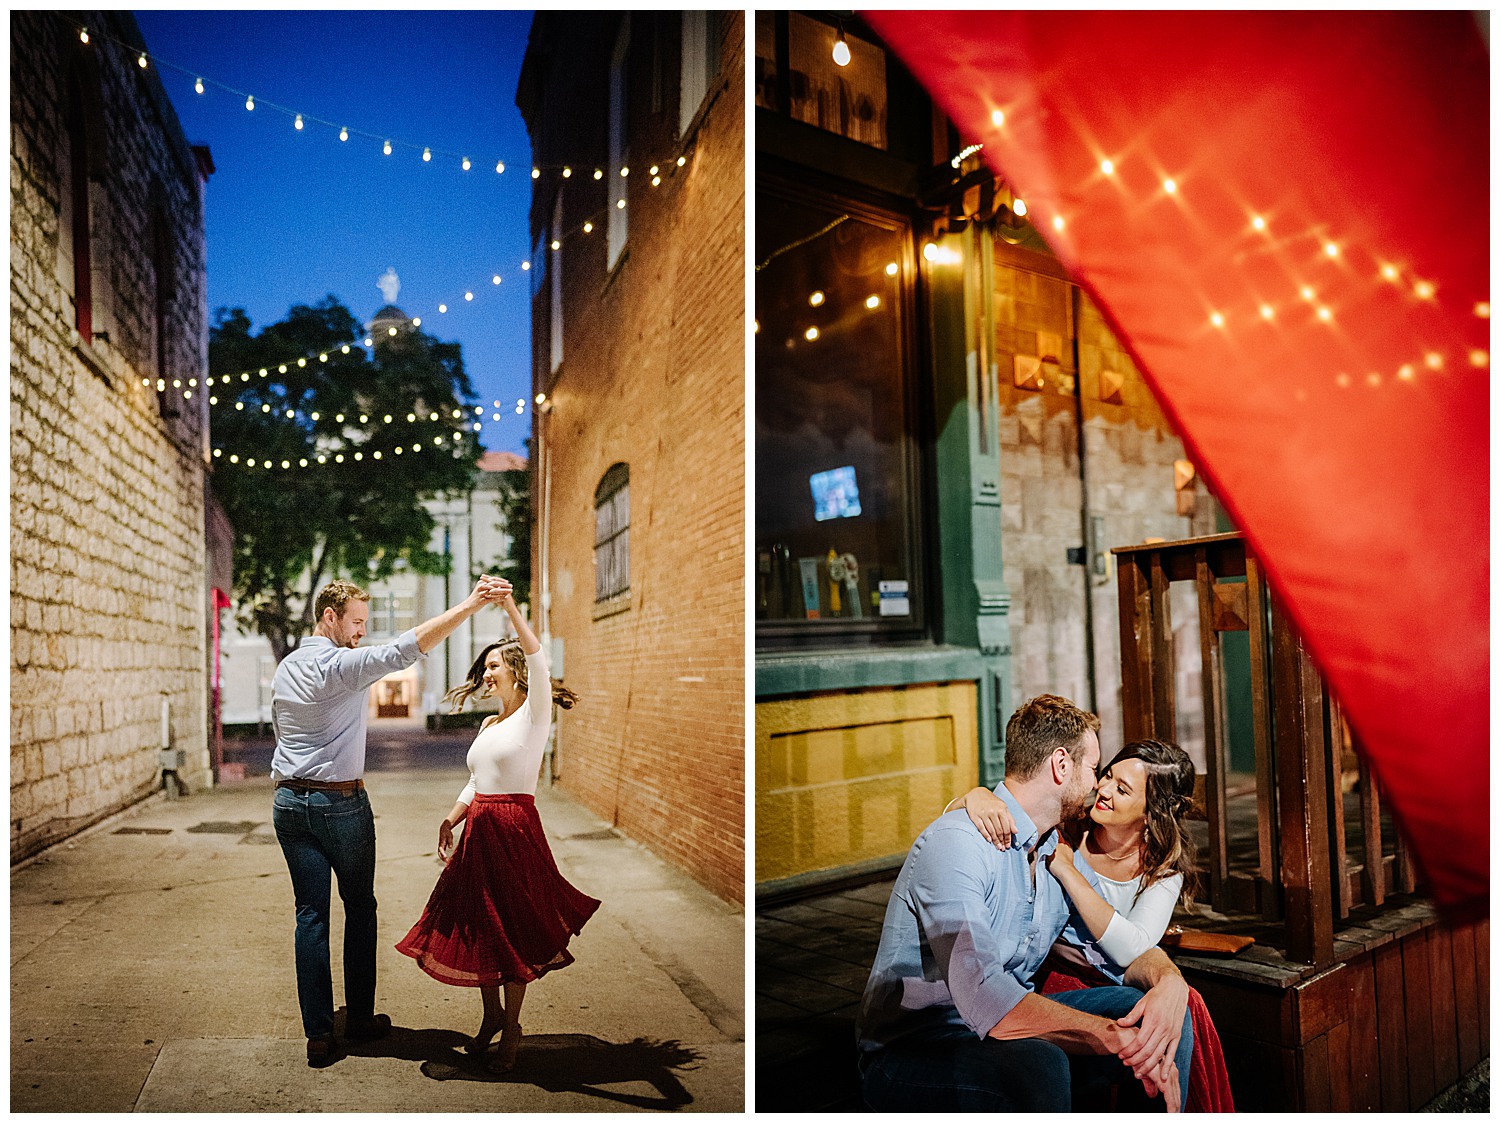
left=345, top=1013, right=392, bottom=1042
left=306, top=1034, right=339, bottom=1068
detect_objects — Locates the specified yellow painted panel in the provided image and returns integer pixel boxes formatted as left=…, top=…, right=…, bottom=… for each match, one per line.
left=755, top=682, right=979, bottom=883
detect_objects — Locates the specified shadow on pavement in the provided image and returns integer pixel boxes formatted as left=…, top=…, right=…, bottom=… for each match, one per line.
left=410, top=1031, right=702, bottom=1110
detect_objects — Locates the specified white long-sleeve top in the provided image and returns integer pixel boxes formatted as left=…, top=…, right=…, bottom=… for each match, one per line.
left=1053, top=847, right=1183, bottom=983
left=456, top=647, right=552, bottom=803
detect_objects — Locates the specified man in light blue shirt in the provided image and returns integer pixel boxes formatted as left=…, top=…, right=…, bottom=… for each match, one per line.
left=271, top=574, right=506, bottom=1066
left=857, top=694, right=1193, bottom=1110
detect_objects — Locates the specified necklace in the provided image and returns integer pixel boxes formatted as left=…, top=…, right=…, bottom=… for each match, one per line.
left=1087, top=831, right=1139, bottom=865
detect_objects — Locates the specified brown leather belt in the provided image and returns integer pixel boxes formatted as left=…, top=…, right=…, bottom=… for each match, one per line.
left=275, top=778, right=364, bottom=793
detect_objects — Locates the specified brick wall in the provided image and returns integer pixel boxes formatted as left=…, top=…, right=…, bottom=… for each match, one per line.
left=995, top=253, right=1218, bottom=762
left=10, top=11, right=213, bottom=860
left=523, top=14, right=745, bottom=903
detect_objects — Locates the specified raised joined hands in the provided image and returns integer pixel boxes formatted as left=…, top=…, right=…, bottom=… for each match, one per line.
left=474, top=575, right=513, bottom=606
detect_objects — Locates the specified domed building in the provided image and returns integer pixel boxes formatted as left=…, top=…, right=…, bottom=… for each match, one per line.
left=369, top=267, right=416, bottom=342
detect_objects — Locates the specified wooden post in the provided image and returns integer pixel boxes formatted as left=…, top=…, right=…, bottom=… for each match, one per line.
left=1358, top=747, right=1388, bottom=907
left=1325, top=695, right=1352, bottom=918
left=1117, top=553, right=1153, bottom=742
left=1245, top=552, right=1280, bottom=918
left=1270, top=593, right=1336, bottom=967
left=1195, top=546, right=1231, bottom=908
left=1148, top=549, right=1176, bottom=737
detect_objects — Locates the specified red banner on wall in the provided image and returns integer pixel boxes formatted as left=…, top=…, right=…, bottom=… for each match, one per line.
left=863, top=10, right=1489, bottom=916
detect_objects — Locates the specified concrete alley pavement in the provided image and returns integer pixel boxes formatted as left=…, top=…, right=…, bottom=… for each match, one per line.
left=12, top=743, right=744, bottom=1112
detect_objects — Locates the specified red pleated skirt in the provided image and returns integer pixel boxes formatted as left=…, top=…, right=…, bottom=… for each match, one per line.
left=396, top=793, right=600, bottom=987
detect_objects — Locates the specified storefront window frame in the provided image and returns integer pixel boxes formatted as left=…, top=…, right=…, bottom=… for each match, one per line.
left=755, top=168, right=930, bottom=648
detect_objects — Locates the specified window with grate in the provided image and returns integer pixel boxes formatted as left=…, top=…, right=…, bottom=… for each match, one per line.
left=594, top=463, right=630, bottom=602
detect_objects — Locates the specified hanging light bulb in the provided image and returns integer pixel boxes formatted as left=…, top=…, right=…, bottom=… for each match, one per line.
left=496, top=160, right=505, bottom=174
left=439, top=303, right=447, bottom=313
left=462, top=157, right=471, bottom=171
left=79, top=27, right=89, bottom=43
left=1012, top=197, right=1028, bottom=217
left=532, top=167, right=540, bottom=179
left=412, top=317, right=421, bottom=327
left=339, top=126, right=349, bottom=142
left=650, top=164, right=660, bottom=176
left=383, top=139, right=393, bottom=156
left=245, top=95, right=255, bottom=111
left=550, top=239, right=560, bottom=251
left=583, top=221, right=593, bottom=233
left=562, top=166, right=572, bottom=178
left=464, top=291, right=474, bottom=301
left=651, top=175, right=661, bottom=186
left=422, top=147, right=432, bottom=162
left=676, top=156, right=686, bottom=167
left=492, top=275, right=502, bottom=284
left=294, top=114, right=304, bottom=130
left=521, top=261, right=531, bottom=271
left=137, top=53, right=149, bottom=69
left=593, top=169, right=603, bottom=180
left=194, top=77, right=204, bottom=95
left=832, top=25, right=852, bottom=67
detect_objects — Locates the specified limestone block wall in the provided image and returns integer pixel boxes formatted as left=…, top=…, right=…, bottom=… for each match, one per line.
left=11, top=11, right=213, bottom=861
left=994, top=254, right=1218, bottom=762
left=522, top=14, right=745, bottom=903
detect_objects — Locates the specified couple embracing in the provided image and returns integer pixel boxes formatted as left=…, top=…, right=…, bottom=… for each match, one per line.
left=268, top=575, right=598, bottom=1069
left=859, top=693, right=1232, bottom=1112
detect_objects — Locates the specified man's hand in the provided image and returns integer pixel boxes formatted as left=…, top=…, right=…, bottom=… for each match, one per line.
left=1116, top=973, right=1188, bottom=1098
left=1154, top=1057, right=1182, bottom=1112
left=1103, top=1022, right=1181, bottom=1112
left=471, top=575, right=511, bottom=606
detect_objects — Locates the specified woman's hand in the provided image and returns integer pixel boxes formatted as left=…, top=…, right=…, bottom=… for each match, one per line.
left=1052, top=838, right=1076, bottom=870
left=961, top=787, right=1017, bottom=849
left=438, top=818, right=457, bottom=862
left=471, top=574, right=510, bottom=608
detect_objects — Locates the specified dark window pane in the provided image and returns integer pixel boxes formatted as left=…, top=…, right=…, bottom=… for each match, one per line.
left=755, top=185, right=920, bottom=634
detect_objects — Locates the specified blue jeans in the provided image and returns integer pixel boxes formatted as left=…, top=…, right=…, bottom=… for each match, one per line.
left=861, top=985, right=1193, bottom=1111
left=272, top=786, right=378, bottom=1039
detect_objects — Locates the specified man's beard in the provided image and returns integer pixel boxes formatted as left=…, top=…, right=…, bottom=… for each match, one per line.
left=1065, top=780, right=1097, bottom=820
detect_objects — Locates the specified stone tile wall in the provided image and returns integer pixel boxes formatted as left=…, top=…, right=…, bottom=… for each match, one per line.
left=995, top=256, right=1218, bottom=763
left=11, top=11, right=212, bottom=860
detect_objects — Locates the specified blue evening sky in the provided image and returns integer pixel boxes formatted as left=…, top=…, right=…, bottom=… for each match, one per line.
left=131, top=9, right=537, bottom=455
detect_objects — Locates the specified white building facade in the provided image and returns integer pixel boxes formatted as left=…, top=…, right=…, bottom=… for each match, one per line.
left=219, top=449, right=526, bottom=728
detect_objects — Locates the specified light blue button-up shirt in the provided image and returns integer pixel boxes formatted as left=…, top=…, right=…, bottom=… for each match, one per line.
left=857, top=785, right=1071, bottom=1051
left=269, top=630, right=425, bottom=782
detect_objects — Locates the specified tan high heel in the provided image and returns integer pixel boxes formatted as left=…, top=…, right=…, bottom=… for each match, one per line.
left=489, top=1023, right=522, bottom=1073
left=464, top=1021, right=501, bottom=1056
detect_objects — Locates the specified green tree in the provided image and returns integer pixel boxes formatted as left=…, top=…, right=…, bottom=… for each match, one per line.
left=209, top=297, right=481, bottom=661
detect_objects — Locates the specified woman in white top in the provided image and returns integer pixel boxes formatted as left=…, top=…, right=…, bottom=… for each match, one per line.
left=954, top=738, right=1198, bottom=982
left=397, top=588, right=599, bottom=1073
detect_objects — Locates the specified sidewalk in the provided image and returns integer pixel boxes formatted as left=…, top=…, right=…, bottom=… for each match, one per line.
left=12, top=764, right=744, bottom=1112
left=754, top=879, right=892, bottom=1112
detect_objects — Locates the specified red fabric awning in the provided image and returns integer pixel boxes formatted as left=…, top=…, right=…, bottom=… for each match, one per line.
left=864, top=10, right=1489, bottom=917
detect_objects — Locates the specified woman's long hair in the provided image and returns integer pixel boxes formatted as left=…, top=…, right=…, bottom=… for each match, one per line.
left=1104, top=738, right=1199, bottom=906
left=443, top=641, right=580, bottom=714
